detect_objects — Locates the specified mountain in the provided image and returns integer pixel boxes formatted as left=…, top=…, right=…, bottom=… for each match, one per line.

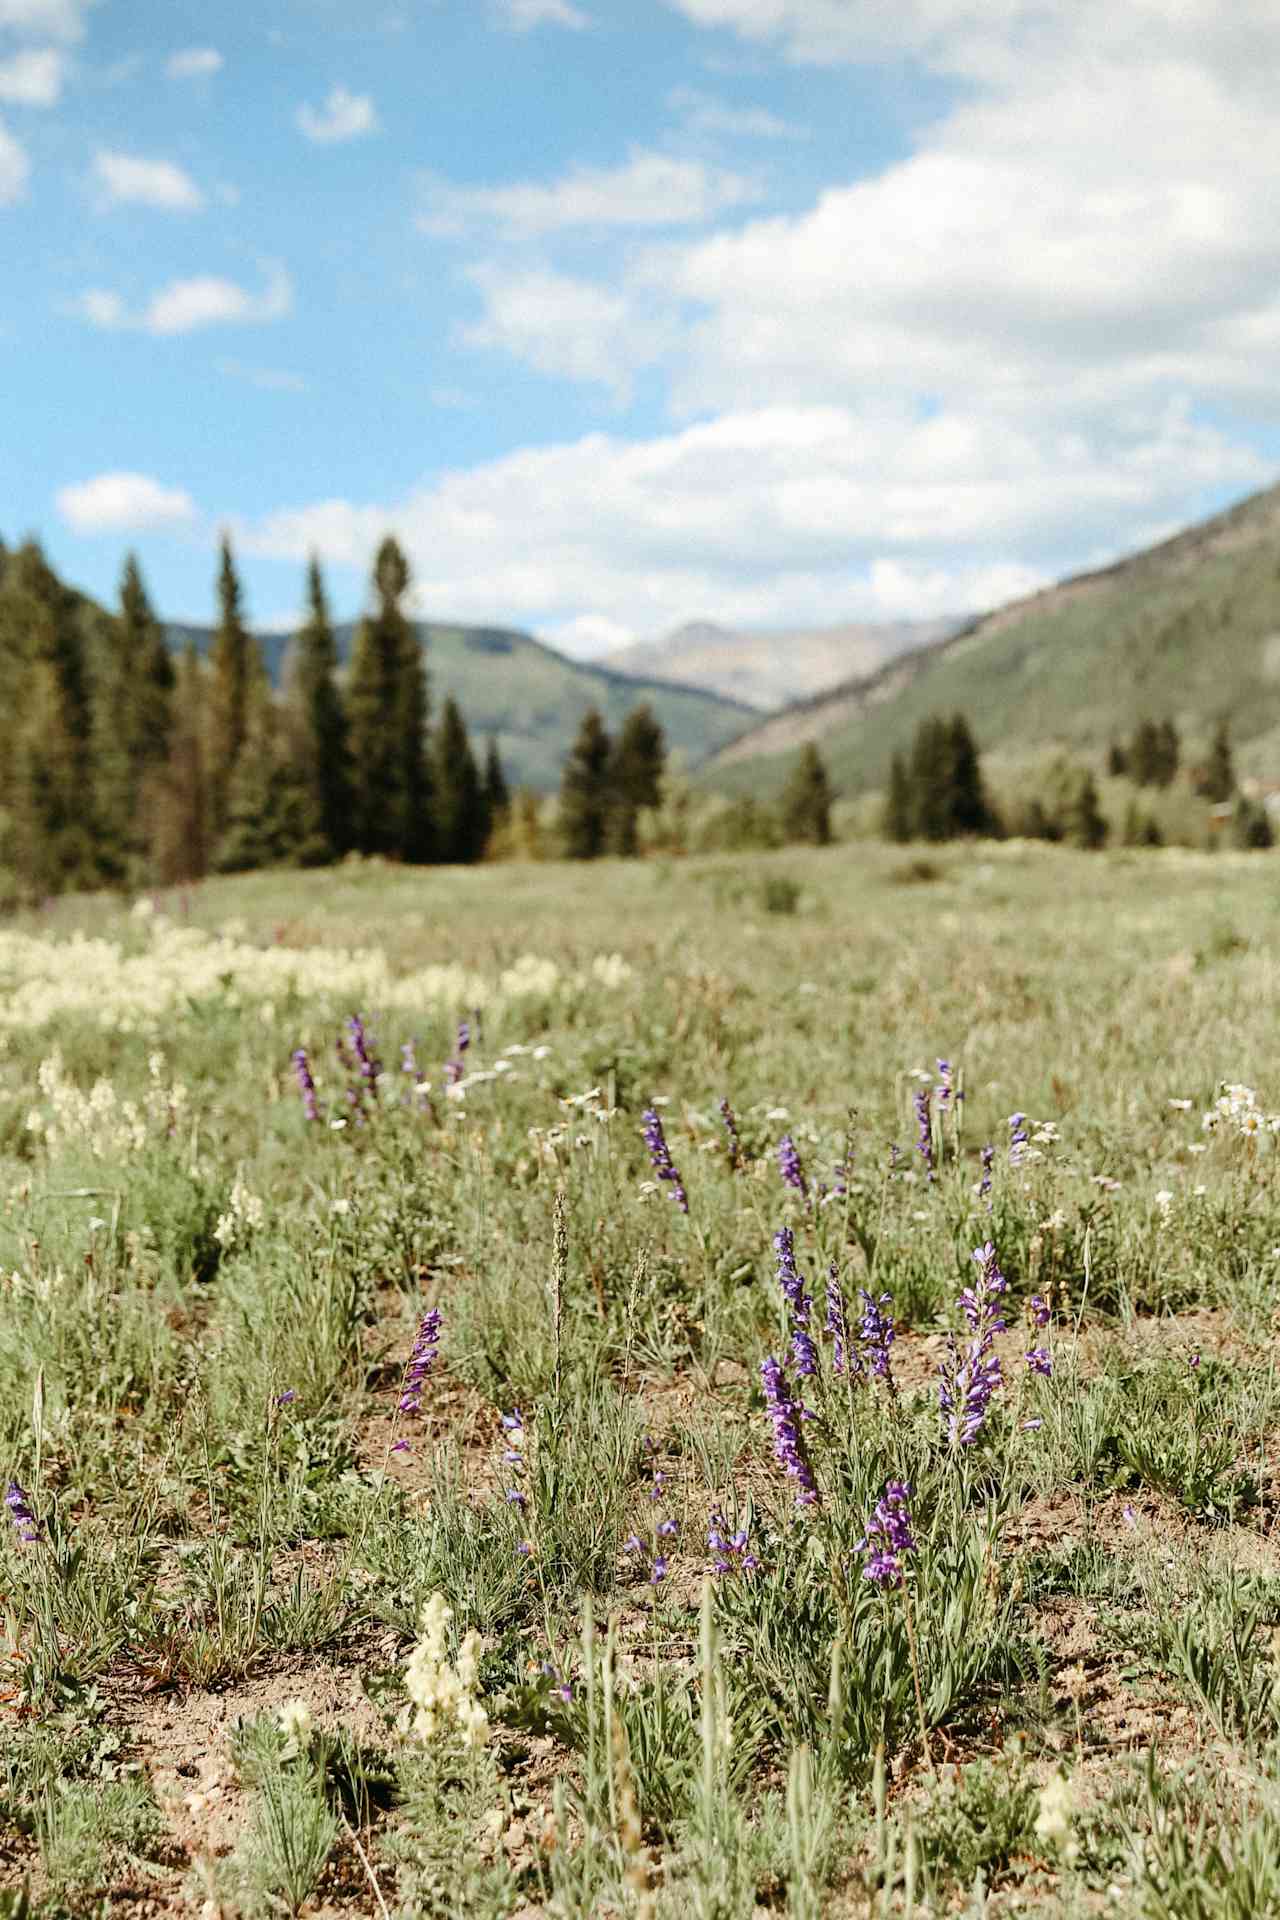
left=705, top=479, right=1280, bottom=795
left=164, top=618, right=754, bottom=793
left=609, top=615, right=961, bottom=712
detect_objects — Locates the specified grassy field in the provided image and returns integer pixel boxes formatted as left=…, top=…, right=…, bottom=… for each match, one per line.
left=4, top=842, right=1280, bottom=1916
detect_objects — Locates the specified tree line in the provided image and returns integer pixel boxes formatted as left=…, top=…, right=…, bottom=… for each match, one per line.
left=0, top=531, right=514, bottom=897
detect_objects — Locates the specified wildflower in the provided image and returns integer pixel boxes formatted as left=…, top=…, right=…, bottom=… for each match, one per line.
left=719, top=1097, right=744, bottom=1171
left=708, top=1509, right=759, bottom=1576
left=858, top=1288, right=896, bottom=1389
left=859, top=1479, right=916, bottom=1588
left=825, top=1265, right=858, bottom=1378
left=1008, top=1111, right=1029, bottom=1167
left=641, top=1107, right=689, bottom=1213
left=773, top=1227, right=811, bottom=1326
left=977, top=1142, right=994, bottom=1206
left=1029, top=1293, right=1050, bottom=1328
left=275, top=1388, right=296, bottom=1406
left=292, top=1047, right=321, bottom=1121
left=1025, top=1347, right=1052, bottom=1377
left=760, top=1355, right=819, bottom=1506
left=777, top=1133, right=809, bottom=1203
left=277, top=1699, right=314, bottom=1760
left=960, top=1241, right=1008, bottom=1335
left=346, top=1013, right=381, bottom=1093
left=5, top=1481, right=38, bottom=1544
left=1034, top=1774, right=1078, bottom=1862
left=935, top=1059, right=954, bottom=1108
left=444, top=1019, right=471, bottom=1087
left=938, top=1336, right=1003, bottom=1446
left=1154, top=1188, right=1174, bottom=1211
left=398, top=1306, right=442, bottom=1415
left=792, top=1327, right=819, bottom=1379
left=402, top=1592, right=488, bottom=1748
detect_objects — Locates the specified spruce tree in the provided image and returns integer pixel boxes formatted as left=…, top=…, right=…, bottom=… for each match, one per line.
left=152, top=645, right=207, bottom=883
left=93, top=555, right=174, bottom=882
left=281, top=556, right=348, bottom=861
left=608, top=704, right=666, bottom=856
left=1130, top=718, right=1160, bottom=787
left=883, top=750, right=914, bottom=842
left=347, top=537, right=432, bottom=860
left=944, top=713, right=996, bottom=835
left=482, top=737, right=510, bottom=836
left=908, top=716, right=953, bottom=841
left=780, top=742, right=834, bottom=846
left=1198, top=719, right=1235, bottom=803
left=559, top=708, right=612, bottom=858
left=433, top=697, right=486, bottom=863
left=1154, top=719, right=1180, bottom=788
left=12, top=662, right=99, bottom=897
left=206, top=536, right=261, bottom=841
left=1063, top=769, right=1108, bottom=849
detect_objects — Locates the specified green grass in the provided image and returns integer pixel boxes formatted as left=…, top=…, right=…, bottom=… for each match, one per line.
left=4, top=840, right=1280, bottom=1914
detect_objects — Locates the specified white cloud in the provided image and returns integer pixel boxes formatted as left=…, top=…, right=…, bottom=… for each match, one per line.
left=0, top=116, right=28, bottom=202
left=667, top=85, right=798, bottom=138
left=144, top=264, right=291, bottom=334
left=166, top=46, right=222, bottom=80
left=235, top=402, right=1266, bottom=643
left=296, top=84, right=378, bottom=143
left=92, top=149, right=204, bottom=211
left=75, top=264, right=292, bottom=335
left=0, top=0, right=93, bottom=42
left=56, top=470, right=197, bottom=534
left=419, top=146, right=760, bottom=236
left=498, top=0, right=590, bottom=30
left=461, top=266, right=672, bottom=400
left=0, top=46, right=62, bottom=104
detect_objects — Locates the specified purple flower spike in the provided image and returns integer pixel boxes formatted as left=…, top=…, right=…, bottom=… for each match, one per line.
left=914, top=1088, right=934, bottom=1180
left=444, top=1018, right=471, bottom=1087
left=708, top=1509, right=759, bottom=1577
left=1029, top=1293, right=1050, bottom=1329
left=1025, top=1347, right=1052, bottom=1377
left=859, top=1480, right=916, bottom=1588
left=978, top=1143, right=994, bottom=1206
left=1008, top=1111, right=1029, bottom=1167
left=641, top=1108, right=689, bottom=1213
left=719, top=1098, right=744, bottom=1171
left=825, top=1265, right=860, bottom=1379
left=292, top=1048, right=321, bottom=1122
left=760, top=1355, right=820, bottom=1507
left=5, top=1482, right=39, bottom=1544
left=858, top=1289, right=897, bottom=1389
left=777, top=1134, right=809, bottom=1203
left=398, top=1306, right=442, bottom=1415
left=773, top=1227, right=811, bottom=1325
left=960, top=1242, right=1008, bottom=1335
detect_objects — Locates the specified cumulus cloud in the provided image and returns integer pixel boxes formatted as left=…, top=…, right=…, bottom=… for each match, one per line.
left=56, top=470, right=197, bottom=534
left=75, top=264, right=292, bottom=335
left=666, top=85, right=798, bottom=139
left=420, top=146, right=760, bottom=236
left=166, top=46, right=222, bottom=79
left=0, top=46, right=63, bottom=104
left=233, top=401, right=1265, bottom=644
left=498, top=0, right=590, bottom=30
left=0, top=0, right=94, bottom=41
left=0, top=117, right=28, bottom=202
left=92, top=149, right=204, bottom=211
left=460, top=266, right=673, bottom=400
left=296, top=85, right=378, bottom=143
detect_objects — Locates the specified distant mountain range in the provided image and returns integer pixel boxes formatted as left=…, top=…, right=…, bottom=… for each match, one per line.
left=165, top=618, right=755, bottom=795
left=610, top=616, right=962, bottom=712
left=706, top=479, right=1280, bottom=796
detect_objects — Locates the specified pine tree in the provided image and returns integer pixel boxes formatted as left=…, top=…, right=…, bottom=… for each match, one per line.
left=206, top=536, right=261, bottom=840
left=883, top=750, right=914, bottom=842
left=433, top=697, right=486, bottom=863
left=944, top=713, right=996, bottom=835
left=908, top=716, right=953, bottom=841
left=1129, top=719, right=1161, bottom=787
left=281, top=556, right=348, bottom=862
left=11, top=662, right=99, bottom=897
left=608, top=704, right=666, bottom=855
left=1062, top=769, right=1108, bottom=849
left=93, top=555, right=174, bottom=882
left=151, top=646, right=207, bottom=883
left=780, top=742, right=834, bottom=846
left=216, top=672, right=323, bottom=872
left=1107, top=739, right=1129, bottom=778
left=346, top=537, right=432, bottom=860
left=1198, top=719, right=1235, bottom=803
left=1231, top=795, right=1274, bottom=850
left=482, top=737, right=510, bottom=835
left=559, top=708, right=612, bottom=858
left=1154, top=718, right=1180, bottom=788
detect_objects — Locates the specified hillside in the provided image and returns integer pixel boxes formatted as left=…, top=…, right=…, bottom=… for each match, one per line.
left=707, top=477, right=1280, bottom=796
left=609, top=615, right=960, bottom=712
left=165, top=618, right=754, bottom=792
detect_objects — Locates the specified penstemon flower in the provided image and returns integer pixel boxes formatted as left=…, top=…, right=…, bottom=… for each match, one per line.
left=641, top=1108, right=689, bottom=1213
left=777, top=1133, right=809, bottom=1203
left=859, top=1288, right=897, bottom=1390
left=760, top=1355, right=819, bottom=1507
left=398, top=1306, right=442, bottom=1416
left=859, top=1480, right=916, bottom=1587
left=292, top=1047, right=321, bottom=1122
left=718, top=1098, right=744, bottom=1171
left=5, top=1481, right=38, bottom=1544
left=914, top=1088, right=934, bottom=1180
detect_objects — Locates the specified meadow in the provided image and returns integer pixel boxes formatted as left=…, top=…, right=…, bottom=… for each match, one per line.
left=3, top=840, right=1280, bottom=1917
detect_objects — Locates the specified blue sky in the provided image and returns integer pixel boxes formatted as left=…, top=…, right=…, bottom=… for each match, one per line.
left=3, top=0, right=1279, bottom=653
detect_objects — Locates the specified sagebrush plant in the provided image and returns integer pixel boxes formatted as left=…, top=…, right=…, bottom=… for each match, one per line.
left=4, top=843, right=1280, bottom=1914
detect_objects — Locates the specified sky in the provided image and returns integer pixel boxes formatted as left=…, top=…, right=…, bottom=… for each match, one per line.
left=4, top=0, right=1280, bottom=655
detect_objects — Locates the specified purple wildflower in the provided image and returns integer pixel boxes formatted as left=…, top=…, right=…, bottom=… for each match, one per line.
left=501, top=1407, right=527, bottom=1521
left=858, top=1289, right=897, bottom=1390
left=719, top=1098, right=744, bottom=1172
left=978, top=1143, right=994, bottom=1206
left=347, top=1015, right=381, bottom=1092
left=275, top=1388, right=296, bottom=1407
left=778, top=1134, right=809, bottom=1204
left=792, top=1327, right=819, bottom=1379
left=292, top=1048, right=321, bottom=1122
left=938, top=1336, right=1003, bottom=1446
left=825, top=1265, right=860, bottom=1379
left=5, top=1482, right=38, bottom=1544
left=936, top=1060, right=954, bottom=1108
left=398, top=1306, right=442, bottom=1415
left=1025, top=1347, right=1052, bottom=1377
left=760, top=1355, right=819, bottom=1507
left=859, top=1480, right=916, bottom=1588
left=960, top=1241, right=1008, bottom=1335
left=651, top=1556, right=669, bottom=1584
left=641, top=1108, right=689, bottom=1213
left=443, top=1019, right=471, bottom=1087
left=708, top=1510, right=760, bottom=1576
left=1029, top=1293, right=1050, bottom=1329
left=914, top=1088, right=934, bottom=1180
left=1008, top=1111, right=1029, bottom=1167
left=773, top=1227, right=811, bottom=1325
